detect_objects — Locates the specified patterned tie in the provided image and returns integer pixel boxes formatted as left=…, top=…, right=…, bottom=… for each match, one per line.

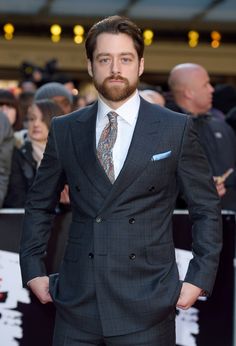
left=97, top=111, right=118, bottom=183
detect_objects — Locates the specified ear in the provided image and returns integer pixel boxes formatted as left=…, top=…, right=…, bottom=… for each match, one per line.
left=138, top=58, right=144, bottom=77
left=87, top=60, right=93, bottom=77
left=184, top=87, right=194, bottom=100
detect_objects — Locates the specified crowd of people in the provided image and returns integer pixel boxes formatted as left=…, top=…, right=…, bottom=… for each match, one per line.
left=0, top=79, right=97, bottom=210
left=0, top=62, right=236, bottom=212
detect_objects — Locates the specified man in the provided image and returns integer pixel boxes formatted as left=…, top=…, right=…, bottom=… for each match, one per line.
left=34, top=81, right=74, bottom=207
left=139, top=89, right=166, bottom=107
left=168, top=63, right=236, bottom=211
left=35, top=81, right=73, bottom=114
left=20, top=16, right=222, bottom=345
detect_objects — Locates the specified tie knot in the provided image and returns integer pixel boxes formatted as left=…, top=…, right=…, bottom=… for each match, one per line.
left=107, top=111, right=118, bottom=124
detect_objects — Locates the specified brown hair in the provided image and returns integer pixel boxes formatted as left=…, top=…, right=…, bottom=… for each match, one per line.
left=0, top=89, right=22, bottom=130
left=29, top=99, right=63, bottom=129
left=85, top=15, right=144, bottom=62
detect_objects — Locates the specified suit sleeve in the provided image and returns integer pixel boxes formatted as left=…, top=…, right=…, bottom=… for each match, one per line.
left=177, top=117, right=223, bottom=294
left=20, top=119, right=66, bottom=286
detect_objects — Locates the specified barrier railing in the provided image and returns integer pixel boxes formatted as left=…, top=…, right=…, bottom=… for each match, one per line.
left=0, top=209, right=235, bottom=346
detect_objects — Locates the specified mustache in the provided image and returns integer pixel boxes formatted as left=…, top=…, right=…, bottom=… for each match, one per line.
left=105, top=75, right=127, bottom=82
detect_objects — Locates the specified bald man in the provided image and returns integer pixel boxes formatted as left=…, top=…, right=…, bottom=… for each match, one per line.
left=168, top=63, right=214, bottom=115
left=168, top=63, right=236, bottom=211
left=139, top=89, right=166, bottom=107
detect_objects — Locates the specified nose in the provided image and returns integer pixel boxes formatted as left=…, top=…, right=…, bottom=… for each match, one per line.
left=111, top=58, right=120, bottom=75
left=33, top=118, right=41, bottom=127
left=33, top=118, right=39, bottom=124
left=209, top=83, right=214, bottom=93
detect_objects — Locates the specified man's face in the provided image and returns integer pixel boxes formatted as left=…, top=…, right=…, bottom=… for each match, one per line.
left=189, top=68, right=214, bottom=114
left=53, top=96, right=71, bottom=114
left=88, top=33, right=144, bottom=107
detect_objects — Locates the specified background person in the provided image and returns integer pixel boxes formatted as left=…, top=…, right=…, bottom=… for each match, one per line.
left=139, top=89, right=166, bottom=106
left=0, top=111, right=14, bottom=207
left=35, top=82, right=73, bottom=114
left=0, top=89, right=22, bottom=207
left=4, top=99, right=63, bottom=208
left=168, top=63, right=236, bottom=211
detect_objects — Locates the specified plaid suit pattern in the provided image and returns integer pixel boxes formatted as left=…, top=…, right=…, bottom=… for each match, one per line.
left=20, top=98, right=222, bottom=342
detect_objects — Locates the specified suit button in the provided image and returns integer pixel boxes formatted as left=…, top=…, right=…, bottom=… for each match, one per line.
left=88, top=253, right=94, bottom=259
left=129, top=218, right=135, bottom=224
left=149, top=186, right=155, bottom=192
left=95, top=216, right=102, bottom=223
left=129, top=253, right=136, bottom=260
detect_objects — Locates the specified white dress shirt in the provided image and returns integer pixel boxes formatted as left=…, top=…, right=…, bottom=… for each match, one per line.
left=96, top=90, right=140, bottom=179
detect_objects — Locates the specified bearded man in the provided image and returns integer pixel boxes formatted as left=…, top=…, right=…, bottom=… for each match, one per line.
left=20, top=16, right=222, bottom=346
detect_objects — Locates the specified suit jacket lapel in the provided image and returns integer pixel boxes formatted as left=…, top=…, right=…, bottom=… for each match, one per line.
left=70, top=102, right=112, bottom=198
left=98, top=98, right=163, bottom=214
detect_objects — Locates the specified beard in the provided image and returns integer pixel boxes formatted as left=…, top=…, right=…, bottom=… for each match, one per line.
left=93, top=74, right=139, bottom=102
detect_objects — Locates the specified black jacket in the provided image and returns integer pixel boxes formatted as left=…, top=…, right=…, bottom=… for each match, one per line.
left=167, top=103, right=236, bottom=211
left=4, top=141, right=37, bottom=208
left=0, top=112, right=14, bottom=207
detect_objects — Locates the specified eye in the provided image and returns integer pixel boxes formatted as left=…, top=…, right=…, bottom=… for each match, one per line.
left=28, top=116, right=36, bottom=122
left=98, top=57, right=110, bottom=64
left=121, top=57, right=132, bottom=63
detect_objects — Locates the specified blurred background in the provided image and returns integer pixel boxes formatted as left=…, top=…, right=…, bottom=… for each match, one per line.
left=0, top=0, right=236, bottom=93
left=0, top=3, right=236, bottom=345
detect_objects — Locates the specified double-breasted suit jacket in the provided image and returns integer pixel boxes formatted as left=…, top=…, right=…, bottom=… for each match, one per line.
left=20, top=97, right=222, bottom=336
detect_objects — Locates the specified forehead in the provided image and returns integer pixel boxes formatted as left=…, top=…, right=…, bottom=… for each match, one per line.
left=193, top=67, right=209, bottom=81
left=29, top=104, right=42, bottom=116
left=94, top=33, right=137, bottom=56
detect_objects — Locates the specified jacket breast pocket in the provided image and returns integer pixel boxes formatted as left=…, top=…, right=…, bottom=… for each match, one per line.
left=146, top=243, right=175, bottom=265
left=143, top=155, right=176, bottom=185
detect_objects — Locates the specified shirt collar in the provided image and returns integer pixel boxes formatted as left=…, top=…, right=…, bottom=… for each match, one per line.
left=97, top=90, right=140, bottom=125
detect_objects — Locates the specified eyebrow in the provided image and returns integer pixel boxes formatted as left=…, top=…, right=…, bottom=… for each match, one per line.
left=95, top=52, right=135, bottom=59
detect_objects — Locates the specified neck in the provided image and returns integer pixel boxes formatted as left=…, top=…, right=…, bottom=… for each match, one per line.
left=176, top=100, right=200, bottom=116
left=98, top=90, right=137, bottom=110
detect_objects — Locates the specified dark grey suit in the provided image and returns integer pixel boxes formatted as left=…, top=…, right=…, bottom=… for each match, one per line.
left=20, top=98, right=222, bottom=339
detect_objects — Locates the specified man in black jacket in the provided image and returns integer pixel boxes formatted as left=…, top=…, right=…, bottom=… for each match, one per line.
left=168, top=63, right=236, bottom=211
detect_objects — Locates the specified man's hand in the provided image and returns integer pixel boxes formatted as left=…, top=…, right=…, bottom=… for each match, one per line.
left=27, top=276, right=53, bottom=304
left=213, top=178, right=226, bottom=197
left=60, top=184, right=70, bottom=204
left=213, top=168, right=234, bottom=197
left=176, top=282, right=202, bottom=310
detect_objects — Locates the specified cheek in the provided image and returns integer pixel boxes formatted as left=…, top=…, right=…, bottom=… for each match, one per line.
left=63, top=104, right=72, bottom=114
left=93, top=70, right=104, bottom=82
left=27, top=125, right=34, bottom=137
left=7, top=109, right=17, bottom=124
left=127, top=64, right=141, bottom=76
left=93, top=64, right=110, bottom=79
left=126, top=68, right=140, bottom=83
left=42, top=125, right=49, bottom=137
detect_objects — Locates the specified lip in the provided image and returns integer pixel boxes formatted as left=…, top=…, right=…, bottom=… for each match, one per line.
left=108, top=79, right=125, bottom=84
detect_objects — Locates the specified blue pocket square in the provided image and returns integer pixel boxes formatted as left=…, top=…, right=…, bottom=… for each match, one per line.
left=151, top=150, right=172, bottom=161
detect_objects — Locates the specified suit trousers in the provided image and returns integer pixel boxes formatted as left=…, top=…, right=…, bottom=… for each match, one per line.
left=52, top=310, right=176, bottom=346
